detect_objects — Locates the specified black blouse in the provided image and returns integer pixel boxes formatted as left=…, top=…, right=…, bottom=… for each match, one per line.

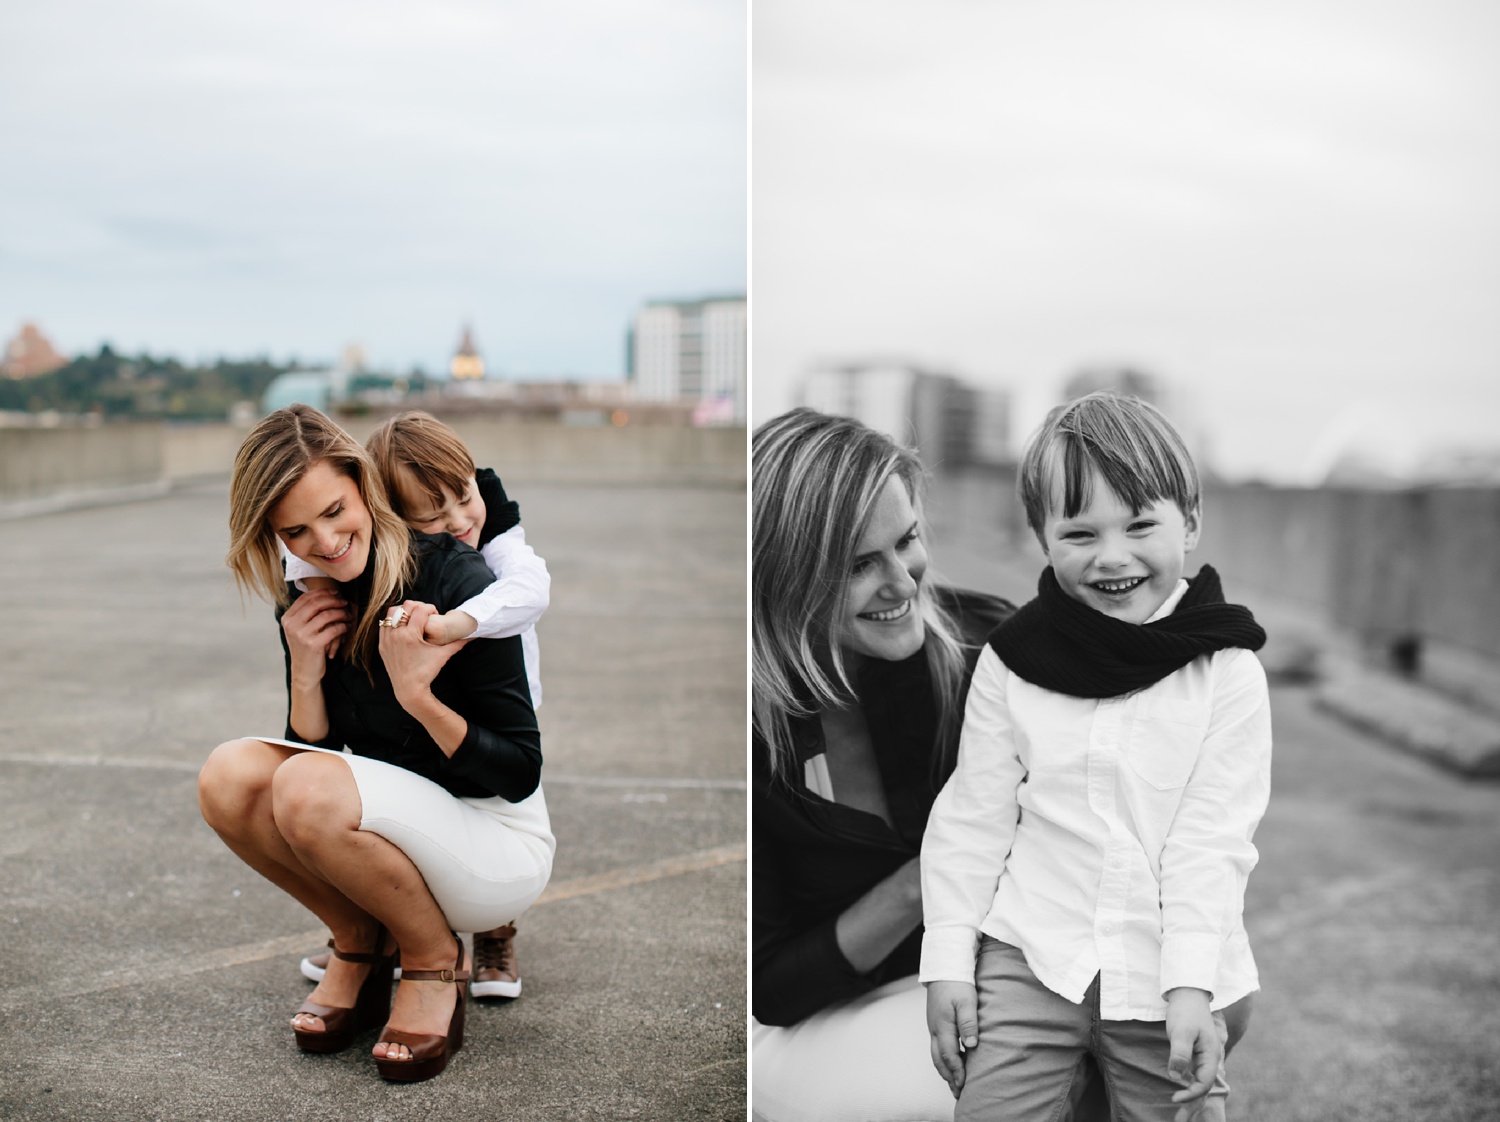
left=752, top=587, right=1014, bottom=1027
left=278, top=532, right=541, bottom=802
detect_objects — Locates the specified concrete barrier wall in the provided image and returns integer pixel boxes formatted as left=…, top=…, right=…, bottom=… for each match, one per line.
left=336, top=417, right=747, bottom=486
left=0, top=424, right=164, bottom=504
left=1196, top=485, right=1500, bottom=663
left=1193, top=486, right=1342, bottom=624
left=1, top=419, right=745, bottom=508
left=937, top=465, right=1500, bottom=665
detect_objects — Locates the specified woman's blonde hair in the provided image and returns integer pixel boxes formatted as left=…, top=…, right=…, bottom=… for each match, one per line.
left=366, top=411, right=476, bottom=520
left=227, top=404, right=416, bottom=670
left=752, top=407, right=967, bottom=784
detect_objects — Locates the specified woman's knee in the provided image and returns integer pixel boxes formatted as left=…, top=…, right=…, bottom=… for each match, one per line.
left=270, top=752, right=360, bottom=849
left=197, top=738, right=279, bottom=829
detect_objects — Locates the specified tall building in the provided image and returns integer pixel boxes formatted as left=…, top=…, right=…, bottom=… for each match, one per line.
left=629, top=295, right=746, bottom=423
left=2, top=321, right=67, bottom=379
left=451, top=324, right=485, bottom=380
left=801, top=362, right=1011, bottom=470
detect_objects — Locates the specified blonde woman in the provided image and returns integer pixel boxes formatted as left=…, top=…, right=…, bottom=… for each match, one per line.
left=198, top=404, right=553, bottom=1082
left=751, top=408, right=1070, bottom=1121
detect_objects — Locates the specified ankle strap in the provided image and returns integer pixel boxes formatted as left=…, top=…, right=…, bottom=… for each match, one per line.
left=399, top=933, right=469, bottom=983
left=326, top=923, right=391, bottom=964
left=400, top=965, right=471, bottom=983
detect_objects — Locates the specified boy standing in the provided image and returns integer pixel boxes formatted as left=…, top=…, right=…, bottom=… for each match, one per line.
left=920, top=393, right=1271, bottom=1121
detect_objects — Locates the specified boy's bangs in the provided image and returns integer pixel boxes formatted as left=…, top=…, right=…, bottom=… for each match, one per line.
left=1032, top=429, right=1194, bottom=524
left=1055, top=436, right=1186, bottom=519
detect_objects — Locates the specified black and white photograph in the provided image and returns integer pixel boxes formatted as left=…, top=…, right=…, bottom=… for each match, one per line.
left=752, top=3, right=1499, bottom=1121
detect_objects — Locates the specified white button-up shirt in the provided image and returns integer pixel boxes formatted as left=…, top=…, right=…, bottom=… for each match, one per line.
left=918, top=582, right=1272, bottom=1020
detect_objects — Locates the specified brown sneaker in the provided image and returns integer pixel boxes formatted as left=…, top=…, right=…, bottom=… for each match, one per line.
left=470, top=923, right=521, bottom=999
left=301, top=947, right=401, bottom=982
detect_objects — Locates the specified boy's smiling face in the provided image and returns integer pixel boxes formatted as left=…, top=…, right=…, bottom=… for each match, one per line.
left=393, top=469, right=487, bottom=549
left=1038, top=466, right=1200, bottom=625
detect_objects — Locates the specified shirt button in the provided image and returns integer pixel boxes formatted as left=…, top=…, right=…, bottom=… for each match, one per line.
left=1099, top=920, right=1119, bottom=936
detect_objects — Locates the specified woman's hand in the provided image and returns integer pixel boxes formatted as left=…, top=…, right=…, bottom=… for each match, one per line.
left=281, top=588, right=350, bottom=686
left=378, top=601, right=469, bottom=711
left=833, top=856, right=924, bottom=973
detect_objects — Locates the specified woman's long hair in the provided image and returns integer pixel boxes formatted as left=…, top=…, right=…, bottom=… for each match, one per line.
left=752, top=407, right=967, bottom=785
left=226, top=404, right=415, bottom=671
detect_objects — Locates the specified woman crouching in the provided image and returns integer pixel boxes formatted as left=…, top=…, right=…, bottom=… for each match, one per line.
left=198, top=404, right=553, bottom=1081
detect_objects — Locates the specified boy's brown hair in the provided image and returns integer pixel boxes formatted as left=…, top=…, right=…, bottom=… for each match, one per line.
left=366, top=411, right=476, bottom=520
left=1018, top=391, right=1200, bottom=538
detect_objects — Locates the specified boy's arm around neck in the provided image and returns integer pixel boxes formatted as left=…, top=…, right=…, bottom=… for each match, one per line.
left=451, top=525, right=550, bottom=640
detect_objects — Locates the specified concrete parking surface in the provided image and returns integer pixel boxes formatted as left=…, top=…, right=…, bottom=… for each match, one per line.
left=0, top=477, right=746, bottom=1121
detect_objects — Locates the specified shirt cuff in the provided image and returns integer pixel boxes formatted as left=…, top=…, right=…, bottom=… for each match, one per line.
left=918, top=925, right=980, bottom=984
left=1159, top=934, right=1222, bottom=998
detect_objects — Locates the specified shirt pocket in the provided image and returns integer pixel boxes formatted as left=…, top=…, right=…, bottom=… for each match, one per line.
left=1124, top=699, right=1211, bottom=790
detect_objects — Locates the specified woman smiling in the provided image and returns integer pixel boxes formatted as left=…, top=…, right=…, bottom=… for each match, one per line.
left=750, top=408, right=1071, bottom=1121
left=198, top=404, right=553, bottom=1082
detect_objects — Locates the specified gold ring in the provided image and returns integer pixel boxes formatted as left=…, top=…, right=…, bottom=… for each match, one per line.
left=380, top=607, right=409, bottom=629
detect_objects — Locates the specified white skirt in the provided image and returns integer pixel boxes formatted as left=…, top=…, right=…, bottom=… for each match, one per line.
left=752, top=974, right=955, bottom=1122
left=254, top=738, right=555, bottom=933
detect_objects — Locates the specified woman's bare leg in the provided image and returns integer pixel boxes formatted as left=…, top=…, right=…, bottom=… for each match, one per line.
left=266, top=751, right=469, bottom=1058
left=198, top=739, right=386, bottom=1032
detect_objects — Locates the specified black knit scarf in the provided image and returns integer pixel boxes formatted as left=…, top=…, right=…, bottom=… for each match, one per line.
left=475, top=467, right=521, bottom=546
left=987, top=564, right=1265, bottom=699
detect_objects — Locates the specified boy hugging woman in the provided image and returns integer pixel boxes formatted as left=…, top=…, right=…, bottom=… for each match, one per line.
left=286, top=411, right=549, bottom=1004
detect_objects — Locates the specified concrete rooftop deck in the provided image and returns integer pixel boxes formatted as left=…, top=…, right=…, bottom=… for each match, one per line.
left=0, top=477, right=747, bottom=1121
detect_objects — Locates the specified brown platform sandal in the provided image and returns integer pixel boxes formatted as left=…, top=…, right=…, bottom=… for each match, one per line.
left=374, top=933, right=470, bottom=1083
left=292, top=927, right=398, bottom=1054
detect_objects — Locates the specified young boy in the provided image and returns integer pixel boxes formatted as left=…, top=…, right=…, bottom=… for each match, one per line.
left=288, top=410, right=550, bottom=1000
left=920, top=392, right=1270, bottom=1122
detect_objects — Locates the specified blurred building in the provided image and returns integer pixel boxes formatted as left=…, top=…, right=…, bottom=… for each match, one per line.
left=1062, top=365, right=1164, bottom=407
left=2, top=321, right=68, bottom=379
left=451, top=324, right=485, bottom=381
left=261, top=370, right=333, bottom=414
left=800, top=362, right=1011, bottom=471
left=628, top=295, right=746, bottom=424
left=336, top=376, right=694, bottom=427
left=1057, top=364, right=1214, bottom=478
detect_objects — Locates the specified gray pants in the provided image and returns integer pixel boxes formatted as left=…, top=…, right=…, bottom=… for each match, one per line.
left=956, top=937, right=1229, bottom=1122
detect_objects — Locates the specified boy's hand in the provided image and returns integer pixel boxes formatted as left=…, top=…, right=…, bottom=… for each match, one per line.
left=1164, top=987, right=1221, bottom=1121
left=925, top=980, right=978, bottom=1098
left=423, top=609, right=478, bottom=646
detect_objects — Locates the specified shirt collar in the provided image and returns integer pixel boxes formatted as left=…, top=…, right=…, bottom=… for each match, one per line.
left=1145, top=578, right=1190, bottom=624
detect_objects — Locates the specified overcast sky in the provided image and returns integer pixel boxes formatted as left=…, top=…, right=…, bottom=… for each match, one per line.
left=1, top=0, right=746, bottom=379
left=753, top=0, right=1499, bottom=482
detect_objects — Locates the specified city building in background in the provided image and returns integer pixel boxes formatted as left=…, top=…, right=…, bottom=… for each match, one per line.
left=800, top=362, right=1011, bottom=471
left=2, top=322, right=68, bottom=379
left=628, top=295, right=747, bottom=424
left=450, top=324, right=485, bottom=381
